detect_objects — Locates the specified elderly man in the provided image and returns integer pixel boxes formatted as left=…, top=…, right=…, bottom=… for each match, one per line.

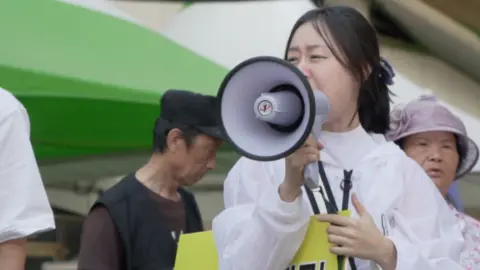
left=0, top=88, right=55, bottom=270
left=77, top=90, right=224, bottom=270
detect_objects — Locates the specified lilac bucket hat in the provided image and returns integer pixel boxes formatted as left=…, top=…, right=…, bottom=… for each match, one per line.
left=386, top=94, right=479, bottom=179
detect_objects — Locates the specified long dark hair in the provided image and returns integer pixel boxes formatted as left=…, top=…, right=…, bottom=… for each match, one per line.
left=284, top=6, right=392, bottom=134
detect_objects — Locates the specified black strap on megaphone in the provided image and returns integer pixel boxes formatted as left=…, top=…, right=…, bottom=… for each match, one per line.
left=304, top=161, right=357, bottom=270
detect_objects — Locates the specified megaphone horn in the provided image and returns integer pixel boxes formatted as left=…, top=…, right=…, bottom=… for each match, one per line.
left=217, top=56, right=330, bottom=188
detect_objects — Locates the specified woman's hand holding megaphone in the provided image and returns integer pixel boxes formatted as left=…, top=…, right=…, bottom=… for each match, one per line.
left=279, top=135, right=323, bottom=202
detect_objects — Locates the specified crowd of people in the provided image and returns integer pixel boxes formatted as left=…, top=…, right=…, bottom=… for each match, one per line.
left=0, top=5, right=479, bottom=270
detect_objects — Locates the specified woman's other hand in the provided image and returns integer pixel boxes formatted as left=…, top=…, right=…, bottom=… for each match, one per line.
left=279, top=135, right=323, bottom=202
left=317, top=193, right=397, bottom=270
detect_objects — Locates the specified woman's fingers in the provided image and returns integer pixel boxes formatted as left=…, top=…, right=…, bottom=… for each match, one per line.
left=329, top=245, right=355, bottom=257
left=327, top=225, right=357, bottom=239
left=327, top=233, right=350, bottom=246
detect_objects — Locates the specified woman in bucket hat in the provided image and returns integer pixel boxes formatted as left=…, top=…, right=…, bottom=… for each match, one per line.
left=387, top=94, right=480, bottom=269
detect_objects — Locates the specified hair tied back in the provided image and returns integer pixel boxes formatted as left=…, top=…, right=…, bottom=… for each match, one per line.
left=379, top=57, right=395, bottom=86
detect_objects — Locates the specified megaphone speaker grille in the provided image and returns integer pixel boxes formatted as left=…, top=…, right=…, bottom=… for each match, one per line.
left=217, top=56, right=316, bottom=161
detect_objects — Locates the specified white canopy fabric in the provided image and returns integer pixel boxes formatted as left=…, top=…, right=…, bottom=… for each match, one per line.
left=57, top=0, right=141, bottom=25
left=162, top=1, right=317, bottom=68
left=161, top=0, right=480, bottom=172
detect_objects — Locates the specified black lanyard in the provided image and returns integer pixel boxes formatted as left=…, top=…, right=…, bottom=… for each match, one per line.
left=304, top=161, right=357, bottom=270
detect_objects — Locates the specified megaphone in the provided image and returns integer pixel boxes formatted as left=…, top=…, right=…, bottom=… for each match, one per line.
left=217, top=56, right=330, bottom=188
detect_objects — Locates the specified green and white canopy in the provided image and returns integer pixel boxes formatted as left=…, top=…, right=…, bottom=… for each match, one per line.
left=0, top=0, right=228, bottom=162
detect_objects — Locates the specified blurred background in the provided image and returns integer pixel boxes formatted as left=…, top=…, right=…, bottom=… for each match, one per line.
left=1, top=0, right=479, bottom=269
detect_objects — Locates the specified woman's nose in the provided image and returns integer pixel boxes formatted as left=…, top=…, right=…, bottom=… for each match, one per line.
left=302, top=68, right=312, bottom=78
left=297, top=62, right=312, bottom=78
left=427, top=147, right=443, bottom=162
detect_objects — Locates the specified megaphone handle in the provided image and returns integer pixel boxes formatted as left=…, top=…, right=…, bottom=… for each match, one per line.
left=303, top=162, right=320, bottom=189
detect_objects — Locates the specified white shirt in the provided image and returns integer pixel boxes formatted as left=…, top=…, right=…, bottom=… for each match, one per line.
left=212, top=125, right=464, bottom=270
left=319, top=125, right=377, bottom=170
left=0, top=88, right=55, bottom=243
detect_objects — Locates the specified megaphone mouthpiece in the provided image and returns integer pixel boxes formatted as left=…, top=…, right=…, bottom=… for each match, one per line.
left=254, top=90, right=303, bottom=127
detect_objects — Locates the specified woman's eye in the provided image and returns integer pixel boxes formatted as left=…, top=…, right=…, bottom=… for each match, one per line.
left=286, top=57, right=298, bottom=63
left=442, top=144, right=454, bottom=150
left=310, top=55, right=326, bottom=60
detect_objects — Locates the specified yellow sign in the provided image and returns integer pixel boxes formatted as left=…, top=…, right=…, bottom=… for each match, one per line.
left=175, top=210, right=350, bottom=270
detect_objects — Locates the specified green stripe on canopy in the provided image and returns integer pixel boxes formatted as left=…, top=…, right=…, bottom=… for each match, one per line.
left=0, top=0, right=228, bottom=161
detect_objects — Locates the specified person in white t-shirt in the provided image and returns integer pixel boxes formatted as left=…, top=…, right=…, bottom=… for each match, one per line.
left=0, top=88, right=55, bottom=270
left=212, top=6, right=464, bottom=270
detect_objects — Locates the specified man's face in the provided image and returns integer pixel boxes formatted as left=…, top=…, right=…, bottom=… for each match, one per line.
left=168, top=130, right=222, bottom=186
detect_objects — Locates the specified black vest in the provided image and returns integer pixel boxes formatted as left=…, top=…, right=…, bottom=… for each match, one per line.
left=93, top=174, right=204, bottom=270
